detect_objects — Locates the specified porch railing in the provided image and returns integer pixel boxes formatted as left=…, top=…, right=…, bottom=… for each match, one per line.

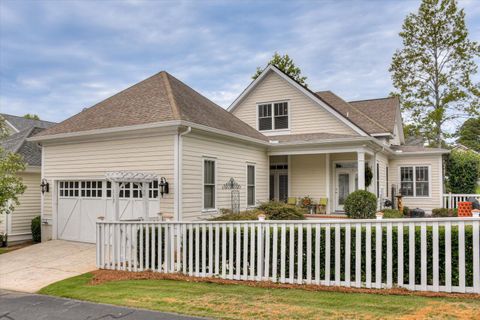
left=96, top=218, right=480, bottom=294
left=443, top=193, right=480, bottom=209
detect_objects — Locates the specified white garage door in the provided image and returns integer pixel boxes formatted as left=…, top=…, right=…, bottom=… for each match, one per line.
left=57, top=180, right=160, bottom=243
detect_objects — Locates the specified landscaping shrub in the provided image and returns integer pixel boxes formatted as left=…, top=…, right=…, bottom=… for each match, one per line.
left=209, top=209, right=260, bottom=221
left=446, top=149, right=480, bottom=194
left=431, top=208, right=458, bottom=217
left=257, top=201, right=306, bottom=220
left=137, top=224, right=475, bottom=287
left=403, top=206, right=410, bottom=217
left=344, top=190, right=377, bottom=219
left=31, top=215, right=41, bottom=242
left=382, top=209, right=404, bottom=219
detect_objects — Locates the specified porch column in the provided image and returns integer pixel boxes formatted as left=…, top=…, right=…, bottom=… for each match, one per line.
left=325, top=153, right=330, bottom=214
left=357, top=151, right=365, bottom=190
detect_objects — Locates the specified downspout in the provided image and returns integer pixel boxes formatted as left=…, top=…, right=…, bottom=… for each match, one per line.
left=175, top=126, right=191, bottom=221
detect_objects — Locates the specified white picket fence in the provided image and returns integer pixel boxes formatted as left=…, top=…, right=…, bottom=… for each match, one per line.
left=96, top=218, right=480, bottom=294
left=443, top=193, right=480, bottom=209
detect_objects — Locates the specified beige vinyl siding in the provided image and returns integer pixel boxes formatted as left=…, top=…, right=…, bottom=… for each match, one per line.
left=232, top=71, right=358, bottom=136
left=2, top=171, right=42, bottom=241
left=42, top=133, right=175, bottom=220
left=290, top=154, right=327, bottom=201
left=389, top=154, right=443, bottom=213
left=376, top=152, right=389, bottom=200
left=10, top=172, right=41, bottom=238
left=182, top=132, right=268, bottom=220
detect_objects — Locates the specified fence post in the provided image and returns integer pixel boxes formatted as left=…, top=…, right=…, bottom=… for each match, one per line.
left=449, top=192, right=452, bottom=209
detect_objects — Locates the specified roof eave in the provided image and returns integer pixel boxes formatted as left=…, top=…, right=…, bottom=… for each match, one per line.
left=27, top=120, right=183, bottom=142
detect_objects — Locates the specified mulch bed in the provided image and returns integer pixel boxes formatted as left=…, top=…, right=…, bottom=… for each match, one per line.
left=89, top=269, right=480, bottom=299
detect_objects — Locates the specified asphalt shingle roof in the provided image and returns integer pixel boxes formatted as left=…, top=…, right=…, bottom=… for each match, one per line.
left=349, top=97, right=399, bottom=134
left=36, top=72, right=268, bottom=141
left=1, top=127, right=47, bottom=166
left=1, top=113, right=56, bottom=132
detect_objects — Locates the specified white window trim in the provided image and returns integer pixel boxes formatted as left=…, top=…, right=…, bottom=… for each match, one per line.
left=398, top=165, right=432, bottom=198
left=202, top=157, right=217, bottom=212
left=246, top=163, right=256, bottom=208
left=255, top=100, right=291, bottom=133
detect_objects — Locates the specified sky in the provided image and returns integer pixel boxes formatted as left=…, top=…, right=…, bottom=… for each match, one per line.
left=1, top=0, right=479, bottom=128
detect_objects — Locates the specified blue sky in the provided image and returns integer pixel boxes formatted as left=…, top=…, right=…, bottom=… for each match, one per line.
left=1, top=0, right=479, bottom=125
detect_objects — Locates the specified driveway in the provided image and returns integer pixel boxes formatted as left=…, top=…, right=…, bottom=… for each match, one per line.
left=0, top=240, right=96, bottom=293
left=0, top=290, right=205, bottom=320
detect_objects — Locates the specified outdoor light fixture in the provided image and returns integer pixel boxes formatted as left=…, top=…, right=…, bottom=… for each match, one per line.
left=159, top=177, right=169, bottom=197
left=40, top=179, right=49, bottom=194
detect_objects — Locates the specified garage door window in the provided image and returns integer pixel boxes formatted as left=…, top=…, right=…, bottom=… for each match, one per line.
left=59, top=181, right=79, bottom=197
left=81, top=181, right=103, bottom=198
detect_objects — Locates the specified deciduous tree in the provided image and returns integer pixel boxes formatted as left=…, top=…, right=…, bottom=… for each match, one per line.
left=253, top=52, right=308, bottom=86
left=390, top=0, right=480, bottom=147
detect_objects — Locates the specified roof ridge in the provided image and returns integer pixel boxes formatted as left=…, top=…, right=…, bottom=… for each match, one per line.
left=325, top=91, right=390, bottom=132
left=12, top=127, right=34, bottom=154
left=161, top=72, right=181, bottom=120
left=349, top=96, right=397, bottom=103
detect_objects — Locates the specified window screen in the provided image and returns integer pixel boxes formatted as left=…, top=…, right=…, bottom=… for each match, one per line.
left=415, top=166, right=429, bottom=196
left=247, top=165, right=255, bottom=206
left=400, top=167, right=414, bottom=196
left=204, top=160, right=215, bottom=209
left=258, top=104, right=272, bottom=131
left=274, top=102, right=288, bottom=129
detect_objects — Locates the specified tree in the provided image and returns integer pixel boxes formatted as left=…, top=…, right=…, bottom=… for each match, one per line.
left=0, top=115, right=9, bottom=139
left=0, top=147, right=26, bottom=216
left=253, top=52, right=308, bottom=86
left=446, top=149, right=480, bottom=193
left=390, top=0, right=480, bottom=147
left=23, top=114, right=40, bottom=120
left=456, top=117, right=480, bottom=152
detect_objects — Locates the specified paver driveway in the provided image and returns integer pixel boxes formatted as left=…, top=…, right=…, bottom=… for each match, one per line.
left=0, top=240, right=96, bottom=292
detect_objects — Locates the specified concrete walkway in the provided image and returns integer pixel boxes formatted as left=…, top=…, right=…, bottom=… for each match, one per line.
left=0, top=240, right=96, bottom=293
left=0, top=290, right=206, bottom=320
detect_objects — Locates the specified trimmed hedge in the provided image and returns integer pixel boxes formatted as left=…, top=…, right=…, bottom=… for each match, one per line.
left=382, top=209, right=404, bottom=219
left=31, top=215, right=41, bottom=242
left=344, top=190, right=377, bottom=219
left=432, top=208, right=458, bottom=217
left=138, top=224, right=475, bottom=287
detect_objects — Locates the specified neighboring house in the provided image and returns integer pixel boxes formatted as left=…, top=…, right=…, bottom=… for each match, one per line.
left=1, top=114, right=56, bottom=243
left=29, top=65, right=449, bottom=243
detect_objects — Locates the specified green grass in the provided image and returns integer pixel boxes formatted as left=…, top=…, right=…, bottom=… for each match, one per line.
left=0, top=248, right=7, bottom=254
left=39, top=273, right=480, bottom=319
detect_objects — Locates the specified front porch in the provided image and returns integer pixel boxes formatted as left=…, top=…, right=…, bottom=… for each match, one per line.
left=268, top=147, right=381, bottom=215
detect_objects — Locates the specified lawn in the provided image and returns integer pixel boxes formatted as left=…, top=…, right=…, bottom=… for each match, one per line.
left=39, top=273, right=480, bottom=320
left=0, top=248, right=7, bottom=254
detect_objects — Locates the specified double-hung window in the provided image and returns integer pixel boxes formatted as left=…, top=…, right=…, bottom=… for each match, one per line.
left=203, top=159, right=216, bottom=209
left=247, top=164, right=255, bottom=206
left=258, top=101, right=288, bottom=131
left=400, top=166, right=429, bottom=197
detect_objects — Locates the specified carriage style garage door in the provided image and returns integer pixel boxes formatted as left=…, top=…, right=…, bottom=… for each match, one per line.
left=57, top=180, right=160, bottom=243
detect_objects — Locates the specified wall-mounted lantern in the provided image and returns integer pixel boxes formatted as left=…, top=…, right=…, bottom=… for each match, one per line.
left=159, top=177, right=169, bottom=197
left=40, top=179, right=49, bottom=194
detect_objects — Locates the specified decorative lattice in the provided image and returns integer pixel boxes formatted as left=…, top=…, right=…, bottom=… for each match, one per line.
left=222, top=177, right=241, bottom=213
left=105, top=171, right=158, bottom=183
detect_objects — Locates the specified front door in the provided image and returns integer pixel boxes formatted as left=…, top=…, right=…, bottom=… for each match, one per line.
left=269, top=171, right=288, bottom=202
left=335, top=169, right=358, bottom=211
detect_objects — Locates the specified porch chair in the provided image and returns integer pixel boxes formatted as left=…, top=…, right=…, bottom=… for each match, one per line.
left=317, top=197, right=328, bottom=214
left=287, top=197, right=297, bottom=206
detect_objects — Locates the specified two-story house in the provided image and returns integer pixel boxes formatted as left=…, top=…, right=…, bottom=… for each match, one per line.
left=30, top=65, right=449, bottom=243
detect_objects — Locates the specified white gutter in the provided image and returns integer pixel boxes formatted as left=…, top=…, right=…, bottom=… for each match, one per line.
left=175, top=126, right=191, bottom=221
left=27, top=120, right=182, bottom=142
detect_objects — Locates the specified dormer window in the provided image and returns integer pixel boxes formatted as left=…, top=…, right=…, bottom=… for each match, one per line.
left=258, top=101, right=289, bottom=131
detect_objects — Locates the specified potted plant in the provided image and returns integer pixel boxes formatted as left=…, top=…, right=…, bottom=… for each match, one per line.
left=300, top=196, right=316, bottom=214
